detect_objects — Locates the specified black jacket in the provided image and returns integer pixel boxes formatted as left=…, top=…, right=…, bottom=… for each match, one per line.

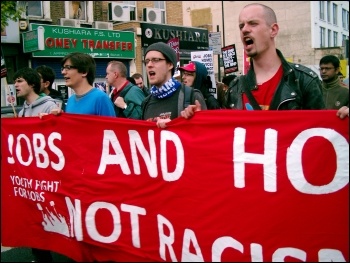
left=225, top=49, right=325, bottom=110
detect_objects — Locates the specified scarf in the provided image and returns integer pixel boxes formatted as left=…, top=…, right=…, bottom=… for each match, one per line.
left=150, top=78, right=181, bottom=99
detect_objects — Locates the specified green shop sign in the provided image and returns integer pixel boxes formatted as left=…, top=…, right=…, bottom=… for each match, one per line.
left=22, top=27, right=45, bottom=53
left=30, top=24, right=135, bottom=59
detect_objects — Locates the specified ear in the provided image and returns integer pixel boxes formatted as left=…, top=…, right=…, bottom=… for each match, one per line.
left=167, top=61, right=174, bottom=73
left=270, top=23, right=279, bottom=38
left=43, top=80, right=50, bottom=88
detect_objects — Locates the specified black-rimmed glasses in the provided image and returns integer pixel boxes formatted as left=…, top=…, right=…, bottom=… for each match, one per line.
left=144, top=58, right=166, bottom=66
left=61, top=65, right=77, bottom=71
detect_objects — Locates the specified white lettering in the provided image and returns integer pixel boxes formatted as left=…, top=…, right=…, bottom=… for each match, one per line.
left=233, top=128, right=277, bottom=192
left=287, top=128, right=349, bottom=194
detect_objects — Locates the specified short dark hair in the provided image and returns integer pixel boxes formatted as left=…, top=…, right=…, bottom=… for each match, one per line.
left=61, top=52, right=96, bottom=85
left=222, top=74, right=237, bottom=86
left=319, top=55, right=340, bottom=69
left=35, top=65, right=55, bottom=90
left=127, top=76, right=136, bottom=85
left=13, top=67, right=41, bottom=94
left=131, top=73, right=143, bottom=80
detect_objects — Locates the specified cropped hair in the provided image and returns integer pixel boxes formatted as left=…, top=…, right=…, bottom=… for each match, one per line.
left=13, top=67, right=41, bottom=94
left=35, top=65, right=56, bottom=90
left=222, top=74, right=237, bottom=86
left=319, top=55, right=340, bottom=69
left=108, top=61, right=127, bottom=77
left=61, top=52, right=96, bottom=85
left=244, top=3, right=277, bottom=25
left=131, top=73, right=143, bottom=80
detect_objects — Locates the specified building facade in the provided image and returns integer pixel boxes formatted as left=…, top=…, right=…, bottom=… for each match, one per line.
left=1, top=1, right=208, bottom=106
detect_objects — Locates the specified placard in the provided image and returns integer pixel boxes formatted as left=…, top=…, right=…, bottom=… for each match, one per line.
left=221, top=44, right=238, bottom=73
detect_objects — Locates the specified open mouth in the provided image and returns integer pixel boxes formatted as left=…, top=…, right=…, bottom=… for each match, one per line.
left=244, top=37, right=254, bottom=46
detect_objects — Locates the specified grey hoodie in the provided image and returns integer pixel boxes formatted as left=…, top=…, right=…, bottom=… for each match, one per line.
left=19, top=95, right=59, bottom=117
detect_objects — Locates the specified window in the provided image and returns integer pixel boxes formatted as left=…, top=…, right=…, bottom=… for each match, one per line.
left=123, top=1, right=136, bottom=20
left=319, top=1, right=325, bottom=20
left=332, top=3, right=337, bottom=25
left=328, top=29, right=332, bottom=47
left=333, top=31, right=338, bottom=47
left=327, top=1, right=331, bottom=22
left=69, top=1, right=86, bottom=20
left=320, top=27, right=326, bottom=48
left=27, top=1, right=42, bottom=17
left=154, top=1, right=165, bottom=23
left=342, top=9, right=349, bottom=30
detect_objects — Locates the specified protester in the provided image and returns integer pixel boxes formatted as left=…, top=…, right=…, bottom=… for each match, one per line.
left=35, top=65, right=65, bottom=110
left=337, top=72, right=348, bottom=88
left=13, top=67, right=59, bottom=262
left=131, top=72, right=150, bottom=96
left=181, top=3, right=325, bottom=119
left=141, top=42, right=207, bottom=128
left=60, top=52, right=116, bottom=116
left=14, top=67, right=58, bottom=117
left=337, top=72, right=346, bottom=85
left=42, top=52, right=115, bottom=118
left=318, top=55, right=349, bottom=110
left=220, top=74, right=237, bottom=108
left=179, top=61, right=220, bottom=109
left=106, top=61, right=145, bottom=119
left=336, top=106, right=349, bottom=119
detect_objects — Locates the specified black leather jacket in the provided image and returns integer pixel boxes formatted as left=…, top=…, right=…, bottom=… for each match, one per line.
left=225, top=49, right=325, bottom=110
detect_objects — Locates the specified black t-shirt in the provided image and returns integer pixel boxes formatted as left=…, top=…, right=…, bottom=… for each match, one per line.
left=142, top=88, right=180, bottom=121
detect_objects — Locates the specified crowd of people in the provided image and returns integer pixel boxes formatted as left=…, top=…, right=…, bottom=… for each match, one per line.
left=12, top=3, right=348, bottom=128
left=9, top=3, right=348, bottom=262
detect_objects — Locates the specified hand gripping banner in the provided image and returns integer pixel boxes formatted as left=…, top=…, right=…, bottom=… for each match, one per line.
left=1, top=110, right=349, bottom=262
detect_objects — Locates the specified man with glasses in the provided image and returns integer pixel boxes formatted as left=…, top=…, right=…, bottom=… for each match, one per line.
left=141, top=42, right=207, bottom=128
left=319, top=55, right=349, bottom=110
left=60, top=52, right=115, bottom=116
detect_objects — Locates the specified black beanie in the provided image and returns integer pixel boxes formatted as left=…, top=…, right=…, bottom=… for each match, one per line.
left=145, top=42, right=177, bottom=75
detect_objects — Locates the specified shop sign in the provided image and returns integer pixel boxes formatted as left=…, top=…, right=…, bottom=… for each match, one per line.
left=141, top=23, right=208, bottom=52
left=30, top=24, right=135, bottom=59
left=22, top=27, right=45, bottom=53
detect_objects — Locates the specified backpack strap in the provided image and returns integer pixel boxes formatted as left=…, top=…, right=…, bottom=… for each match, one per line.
left=120, top=82, right=134, bottom=97
left=178, top=84, right=194, bottom=116
left=141, top=93, right=152, bottom=119
left=241, top=76, right=261, bottom=110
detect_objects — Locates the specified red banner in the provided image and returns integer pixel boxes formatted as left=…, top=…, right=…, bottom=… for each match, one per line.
left=1, top=110, right=349, bottom=262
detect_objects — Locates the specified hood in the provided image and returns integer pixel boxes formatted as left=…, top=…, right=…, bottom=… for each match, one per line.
left=192, top=61, right=208, bottom=90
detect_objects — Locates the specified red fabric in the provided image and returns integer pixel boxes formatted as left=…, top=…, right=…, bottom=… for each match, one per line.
left=179, top=61, right=196, bottom=72
left=243, top=65, right=283, bottom=110
left=1, top=110, right=349, bottom=262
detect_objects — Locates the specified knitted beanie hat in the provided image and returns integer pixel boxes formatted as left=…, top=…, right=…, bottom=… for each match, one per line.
left=145, top=42, right=177, bottom=75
